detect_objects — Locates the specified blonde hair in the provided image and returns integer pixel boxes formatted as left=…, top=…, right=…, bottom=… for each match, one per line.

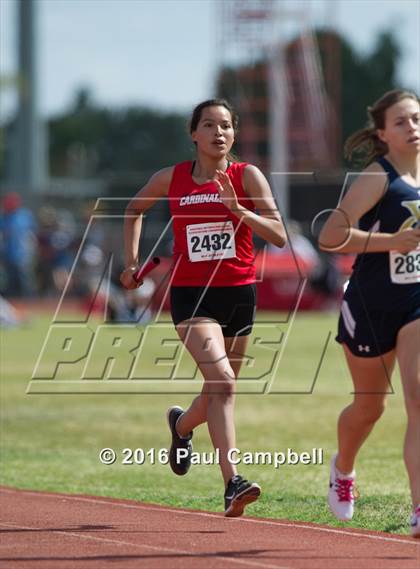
left=345, top=89, right=420, bottom=165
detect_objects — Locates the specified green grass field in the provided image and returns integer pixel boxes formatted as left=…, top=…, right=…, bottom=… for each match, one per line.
left=0, top=310, right=411, bottom=534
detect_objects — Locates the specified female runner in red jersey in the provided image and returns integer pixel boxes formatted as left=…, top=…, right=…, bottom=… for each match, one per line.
left=120, top=99, right=286, bottom=516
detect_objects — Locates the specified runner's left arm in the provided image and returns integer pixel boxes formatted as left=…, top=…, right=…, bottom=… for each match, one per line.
left=215, top=165, right=287, bottom=247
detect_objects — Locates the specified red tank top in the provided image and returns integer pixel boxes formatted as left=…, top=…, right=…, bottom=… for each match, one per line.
left=168, top=161, right=257, bottom=286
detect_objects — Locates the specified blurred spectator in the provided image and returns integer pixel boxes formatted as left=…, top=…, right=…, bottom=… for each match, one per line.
left=81, top=200, right=106, bottom=248
left=78, top=249, right=157, bottom=324
left=267, top=219, right=319, bottom=274
left=36, top=206, right=77, bottom=296
left=309, top=250, right=341, bottom=299
left=0, top=192, right=37, bottom=298
left=267, top=219, right=340, bottom=308
left=0, top=294, right=22, bottom=327
left=118, top=277, right=156, bottom=324
left=268, top=219, right=319, bottom=266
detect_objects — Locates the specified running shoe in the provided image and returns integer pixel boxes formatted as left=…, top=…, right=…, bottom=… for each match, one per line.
left=167, top=406, right=193, bottom=476
left=328, top=453, right=356, bottom=521
left=224, top=475, right=261, bottom=517
left=410, top=505, right=420, bottom=538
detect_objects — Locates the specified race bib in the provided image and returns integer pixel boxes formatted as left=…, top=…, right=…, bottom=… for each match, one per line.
left=186, top=221, right=236, bottom=262
left=389, top=246, right=420, bottom=284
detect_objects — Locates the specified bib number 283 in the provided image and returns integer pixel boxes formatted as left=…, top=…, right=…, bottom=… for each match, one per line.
left=389, top=247, right=420, bottom=284
left=186, top=221, right=236, bottom=262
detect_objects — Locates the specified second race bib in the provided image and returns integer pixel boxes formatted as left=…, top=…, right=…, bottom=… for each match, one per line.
left=389, top=246, right=420, bottom=284
left=186, top=221, right=236, bottom=262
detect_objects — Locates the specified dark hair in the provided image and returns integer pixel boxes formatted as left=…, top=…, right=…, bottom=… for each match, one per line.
left=189, top=99, right=239, bottom=162
left=189, top=98, right=239, bottom=133
left=345, top=89, right=420, bottom=165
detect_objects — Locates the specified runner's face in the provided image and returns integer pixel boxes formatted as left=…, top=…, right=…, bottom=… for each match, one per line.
left=191, top=106, right=235, bottom=157
left=377, top=98, right=420, bottom=153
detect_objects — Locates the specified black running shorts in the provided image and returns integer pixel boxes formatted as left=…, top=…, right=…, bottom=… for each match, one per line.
left=336, top=297, right=420, bottom=357
left=170, top=284, right=257, bottom=337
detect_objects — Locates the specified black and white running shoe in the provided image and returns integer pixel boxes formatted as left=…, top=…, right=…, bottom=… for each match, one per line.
left=167, top=406, right=193, bottom=476
left=224, top=475, right=261, bottom=517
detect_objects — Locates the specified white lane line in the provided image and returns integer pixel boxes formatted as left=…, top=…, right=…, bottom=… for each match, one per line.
left=1, top=487, right=418, bottom=547
left=0, top=521, right=289, bottom=569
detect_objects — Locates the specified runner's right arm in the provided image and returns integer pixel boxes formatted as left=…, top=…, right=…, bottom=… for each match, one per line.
left=319, top=162, right=420, bottom=254
left=120, top=167, right=173, bottom=289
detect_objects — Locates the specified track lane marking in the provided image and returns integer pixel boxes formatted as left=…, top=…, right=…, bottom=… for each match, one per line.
left=1, top=487, right=418, bottom=547
left=0, top=521, right=290, bottom=569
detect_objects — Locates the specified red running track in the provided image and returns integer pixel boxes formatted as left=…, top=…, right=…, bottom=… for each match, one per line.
left=0, top=487, right=419, bottom=569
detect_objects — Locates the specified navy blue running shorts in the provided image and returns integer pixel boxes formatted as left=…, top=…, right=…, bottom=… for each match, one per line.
left=336, top=298, right=420, bottom=357
left=170, top=284, right=257, bottom=337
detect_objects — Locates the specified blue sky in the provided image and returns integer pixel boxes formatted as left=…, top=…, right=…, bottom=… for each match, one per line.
left=0, top=0, right=419, bottom=121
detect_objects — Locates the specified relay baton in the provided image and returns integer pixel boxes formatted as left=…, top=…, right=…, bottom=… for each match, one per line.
left=133, top=256, right=161, bottom=284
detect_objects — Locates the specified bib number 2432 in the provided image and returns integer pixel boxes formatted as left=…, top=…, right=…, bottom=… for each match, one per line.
left=186, top=221, right=236, bottom=262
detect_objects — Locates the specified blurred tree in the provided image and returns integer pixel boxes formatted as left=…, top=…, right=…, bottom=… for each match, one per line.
left=215, top=28, right=403, bottom=168
left=316, top=29, right=401, bottom=164
left=48, top=87, right=193, bottom=179
left=8, top=28, right=402, bottom=184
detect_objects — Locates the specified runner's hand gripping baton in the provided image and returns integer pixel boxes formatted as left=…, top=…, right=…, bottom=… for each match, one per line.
left=133, top=256, right=161, bottom=284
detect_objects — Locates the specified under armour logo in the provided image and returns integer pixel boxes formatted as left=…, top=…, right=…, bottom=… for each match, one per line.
left=358, top=345, right=371, bottom=353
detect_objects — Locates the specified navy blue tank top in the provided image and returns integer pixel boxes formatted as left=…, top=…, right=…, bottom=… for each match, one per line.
left=345, top=156, right=420, bottom=311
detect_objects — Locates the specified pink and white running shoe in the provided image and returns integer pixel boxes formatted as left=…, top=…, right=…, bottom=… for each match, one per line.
left=410, top=505, right=420, bottom=538
left=328, top=453, right=356, bottom=521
